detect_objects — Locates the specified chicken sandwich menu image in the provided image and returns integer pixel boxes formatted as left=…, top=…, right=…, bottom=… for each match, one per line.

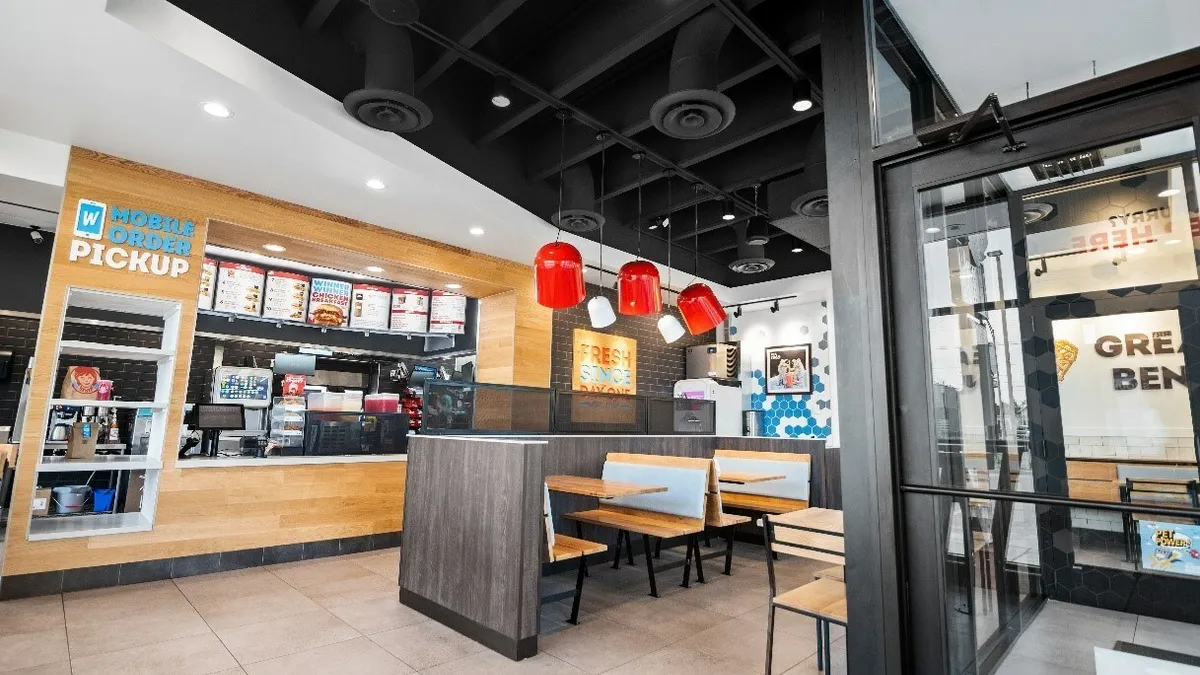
left=308, top=277, right=352, bottom=327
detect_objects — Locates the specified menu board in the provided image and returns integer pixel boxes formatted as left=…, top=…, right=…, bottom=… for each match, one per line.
left=429, top=290, right=467, bottom=334
left=390, top=288, right=430, bottom=332
left=197, top=258, right=218, bottom=310
left=213, top=262, right=265, bottom=316
left=262, top=270, right=310, bottom=322
left=307, top=277, right=352, bottom=327
left=350, top=284, right=391, bottom=330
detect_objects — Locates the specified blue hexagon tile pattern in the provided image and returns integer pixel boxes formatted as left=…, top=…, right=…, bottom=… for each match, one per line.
left=735, top=301, right=834, bottom=440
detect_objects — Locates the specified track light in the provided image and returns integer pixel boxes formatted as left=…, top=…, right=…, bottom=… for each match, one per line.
left=770, top=300, right=780, bottom=313
left=791, top=80, right=813, bottom=112
left=733, top=306, right=742, bottom=318
left=491, top=75, right=512, bottom=108
left=722, top=200, right=735, bottom=221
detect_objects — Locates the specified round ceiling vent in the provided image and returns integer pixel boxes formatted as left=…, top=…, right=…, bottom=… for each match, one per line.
left=343, top=88, right=432, bottom=133
left=551, top=209, right=604, bottom=233
left=791, top=190, right=829, bottom=219
left=1023, top=202, right=1056, bottom=224
left=728, top=257, right=775, bottom=274
left=369, top=0, right=421, bottom=25
left=649, top=89, right=735, bottom=139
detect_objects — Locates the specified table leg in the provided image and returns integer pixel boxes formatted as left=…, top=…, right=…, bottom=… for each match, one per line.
left=642, top=534, right=658, bottom=598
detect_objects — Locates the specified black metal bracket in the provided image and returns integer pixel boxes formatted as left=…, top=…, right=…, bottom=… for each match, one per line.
left=949, top=93, right=1026, bottom=153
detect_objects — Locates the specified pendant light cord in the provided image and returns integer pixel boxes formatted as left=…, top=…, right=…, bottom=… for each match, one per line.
left=598, top=134, right=606, bottom=289
left=635, top=153, right=644, bottom=259
left=665, top=173, right=673, bottom=305
left=554, top=111, right=567, bottom=243
left=693, top=188, right=702, bottom=284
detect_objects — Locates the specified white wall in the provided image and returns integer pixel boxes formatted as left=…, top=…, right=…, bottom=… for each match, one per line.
left=727, top=272, right=839, bottom=447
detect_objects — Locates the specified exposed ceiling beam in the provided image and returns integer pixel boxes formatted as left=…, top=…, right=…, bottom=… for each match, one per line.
left=526, top=24, right=821, bottom=181
left=711, top=0, right=824, bottom=107
left=406, top=20, right=765, bottom=217
left=415, top=0, right=529, bottom=91
left=597, top=76, right=819, bottom=202
left=475, top=0, right=709, bottom=145
left=301, top=0, right=341, bottom=33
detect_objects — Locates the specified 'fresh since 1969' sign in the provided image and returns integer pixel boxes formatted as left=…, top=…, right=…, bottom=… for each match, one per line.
left=67, top=198, right=196, bottom=278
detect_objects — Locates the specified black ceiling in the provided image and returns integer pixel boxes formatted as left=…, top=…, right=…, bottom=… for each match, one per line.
left=166, top=0, right=831, bottom=286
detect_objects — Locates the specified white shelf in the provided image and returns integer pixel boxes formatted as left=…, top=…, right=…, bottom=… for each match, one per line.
left=37, top=456, right=161, bottom=472
left=58, top=340, right=171, bottom=362
left=67, top=289, right=179, bottom=318
left=48, top=399, right=166, bottom=410
left=43, top=442, right=127, bottom=450
left=197, top=308, right=457, bottom=339
left=28, top=512, right=153, bottom=541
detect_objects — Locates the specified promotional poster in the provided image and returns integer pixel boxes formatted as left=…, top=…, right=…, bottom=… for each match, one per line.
left=1140, top=521, right=1200, bottom=577
left=765, top=344, right=812, bottom=395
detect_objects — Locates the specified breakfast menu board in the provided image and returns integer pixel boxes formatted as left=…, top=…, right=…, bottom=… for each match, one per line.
left=350, top=284, right=391, bottom=330
left=213, top=262, right=265, bottom=316
left=429, top=290, right=467, bottom=334
left=197, top=257, right=218, bottom=310
left=307, top=277, right=352, bottom=327
left=262, top=270, right=310, bottom=322
left=390, top=288, right=430, bottom=332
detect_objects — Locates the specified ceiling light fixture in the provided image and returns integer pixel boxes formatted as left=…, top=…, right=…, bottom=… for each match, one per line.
left=366, top=265, right=385, bottom=273
left=366, top=178, right=386, bottom=190
left=925, top=226, right=941, bottom=234
left=722, top=200, right=735, bottom=221
left=791, top=80, right=813, bottom=112
left=617, top=152, right=662, bottom=316
left=445, top=283, right=462, bottom=289
left=1166, top=239, right=1183, bottom=246
left=657, top=170, right=685, bottom=343
left=1130, top=246, right=1147, bottom=255
left=733, top=306, right=742, bottom=319
left=535, top=110, right=586, bottom=309
left=791, top=246, right=803, bottom=254
left=1159, top=188, right=1181, bottom=198
left=468, top=226, right=485, bottom=236
left=769, top=300, right=780, bottom=313
left=262, top=243, right=286, bottom=253
left=202, top=101, right=233, bottom=118
left=662, top=217, right=670, bottom=228
left=677, top=183, right=727, bottom=335
left=587, top=132, right=616, bottom=328
left=490, top=74, right=513, bottom=108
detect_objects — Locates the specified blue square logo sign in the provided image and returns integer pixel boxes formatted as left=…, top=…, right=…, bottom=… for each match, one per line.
left=74, top=199, right=106, bottom=240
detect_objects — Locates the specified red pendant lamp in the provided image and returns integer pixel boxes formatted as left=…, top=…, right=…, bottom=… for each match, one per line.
left=618, top=152, right=662, bottom=315
left=678, top=188, right=727, bottom=334
left=535, top=110, right=585, bottom=309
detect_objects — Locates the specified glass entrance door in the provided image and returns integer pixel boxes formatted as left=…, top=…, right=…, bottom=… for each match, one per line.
left=884, top=84, right=1200, bottom=675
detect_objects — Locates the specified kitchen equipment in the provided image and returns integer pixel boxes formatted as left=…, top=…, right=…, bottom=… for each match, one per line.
left=743, top=409, right=764, bottom=437
left=674, top=378, right=742, bottom=436
left=51, top=485, right=91, bottom=514
left=48, top=421, right=72, bottom=442
left=686, top=343, right=739, bottom=381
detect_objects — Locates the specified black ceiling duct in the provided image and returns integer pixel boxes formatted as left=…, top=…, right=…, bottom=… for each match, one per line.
left=368, top=0, right=421, bottom=25
left=789, top=120, right=828, bottom=227
left=550, top=164, right=605, bottom=233
left=728, top=222, right=774, bottom=274
left=649, top=8, right=736, bottom=140
left=343, top=9, right=432, bottom=133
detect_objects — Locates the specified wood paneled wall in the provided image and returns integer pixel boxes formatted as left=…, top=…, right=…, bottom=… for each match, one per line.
left=1, top=147, right=548, bottom=575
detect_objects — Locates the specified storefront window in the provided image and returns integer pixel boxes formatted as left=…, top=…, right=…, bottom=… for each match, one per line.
left=870, top=0, right=1200, bottom=145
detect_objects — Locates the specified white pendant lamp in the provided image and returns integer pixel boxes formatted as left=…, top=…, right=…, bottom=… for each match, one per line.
left=657, top=171, right=684, bottom=343
left=658, top=314, right=685, bottom=343
left=588, top=132, right=616, bottom=328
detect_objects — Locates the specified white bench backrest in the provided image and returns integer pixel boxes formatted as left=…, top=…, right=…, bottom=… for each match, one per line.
left=1117, top=465, right=1197, bottom=482
left=601, top=461, right=707, bottom=519
left=716, top=456, right=810, bottom=501
left=543, top=482, right=555, bottom=558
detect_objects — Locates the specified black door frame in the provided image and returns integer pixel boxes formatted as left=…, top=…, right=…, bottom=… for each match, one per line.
left=819, top=0, right=1200, bottom=667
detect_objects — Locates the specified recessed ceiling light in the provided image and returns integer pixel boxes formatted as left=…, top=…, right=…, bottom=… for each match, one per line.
left=791, top=246, right=803, bottom=253
left=924, top=227, right=941, bottom=234
left=1159, top=188, right=1181, bottom=198
left=1166, top=239, right=1183, bottom=246
left=201, top=101, right=233, bottom=118
left=491, top=75, right=513, bottom=108
left=662, top=217, right=669, bottom=228
left=365, top=265, right=384, bottom=273
left=648, top=223, right=659, bottom=230
left=262, top=243, right=286, bottom=252
left=366, top=178, right=386, bottom=190
left=445, top=283, right=462, bottom=289
left=469, top=226, right=485, bottom=236
left=1130, top=246, right=1147, bottom=255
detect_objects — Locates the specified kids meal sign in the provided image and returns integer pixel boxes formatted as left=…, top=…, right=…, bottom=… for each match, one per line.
left=67, top=198, right=196, bottom=278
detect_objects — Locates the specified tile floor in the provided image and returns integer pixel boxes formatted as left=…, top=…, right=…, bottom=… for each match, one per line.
left=0, top=544, right=844, bottom=675
left=994, top=599, right=1200, bottom=675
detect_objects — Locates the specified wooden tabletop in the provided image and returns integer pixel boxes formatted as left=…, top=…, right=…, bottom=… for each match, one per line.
left=718, top=471, right=786, bottom=484
left=770, top=507, right=844, bottom=535
left=545, top=475, right=668, bottom=499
